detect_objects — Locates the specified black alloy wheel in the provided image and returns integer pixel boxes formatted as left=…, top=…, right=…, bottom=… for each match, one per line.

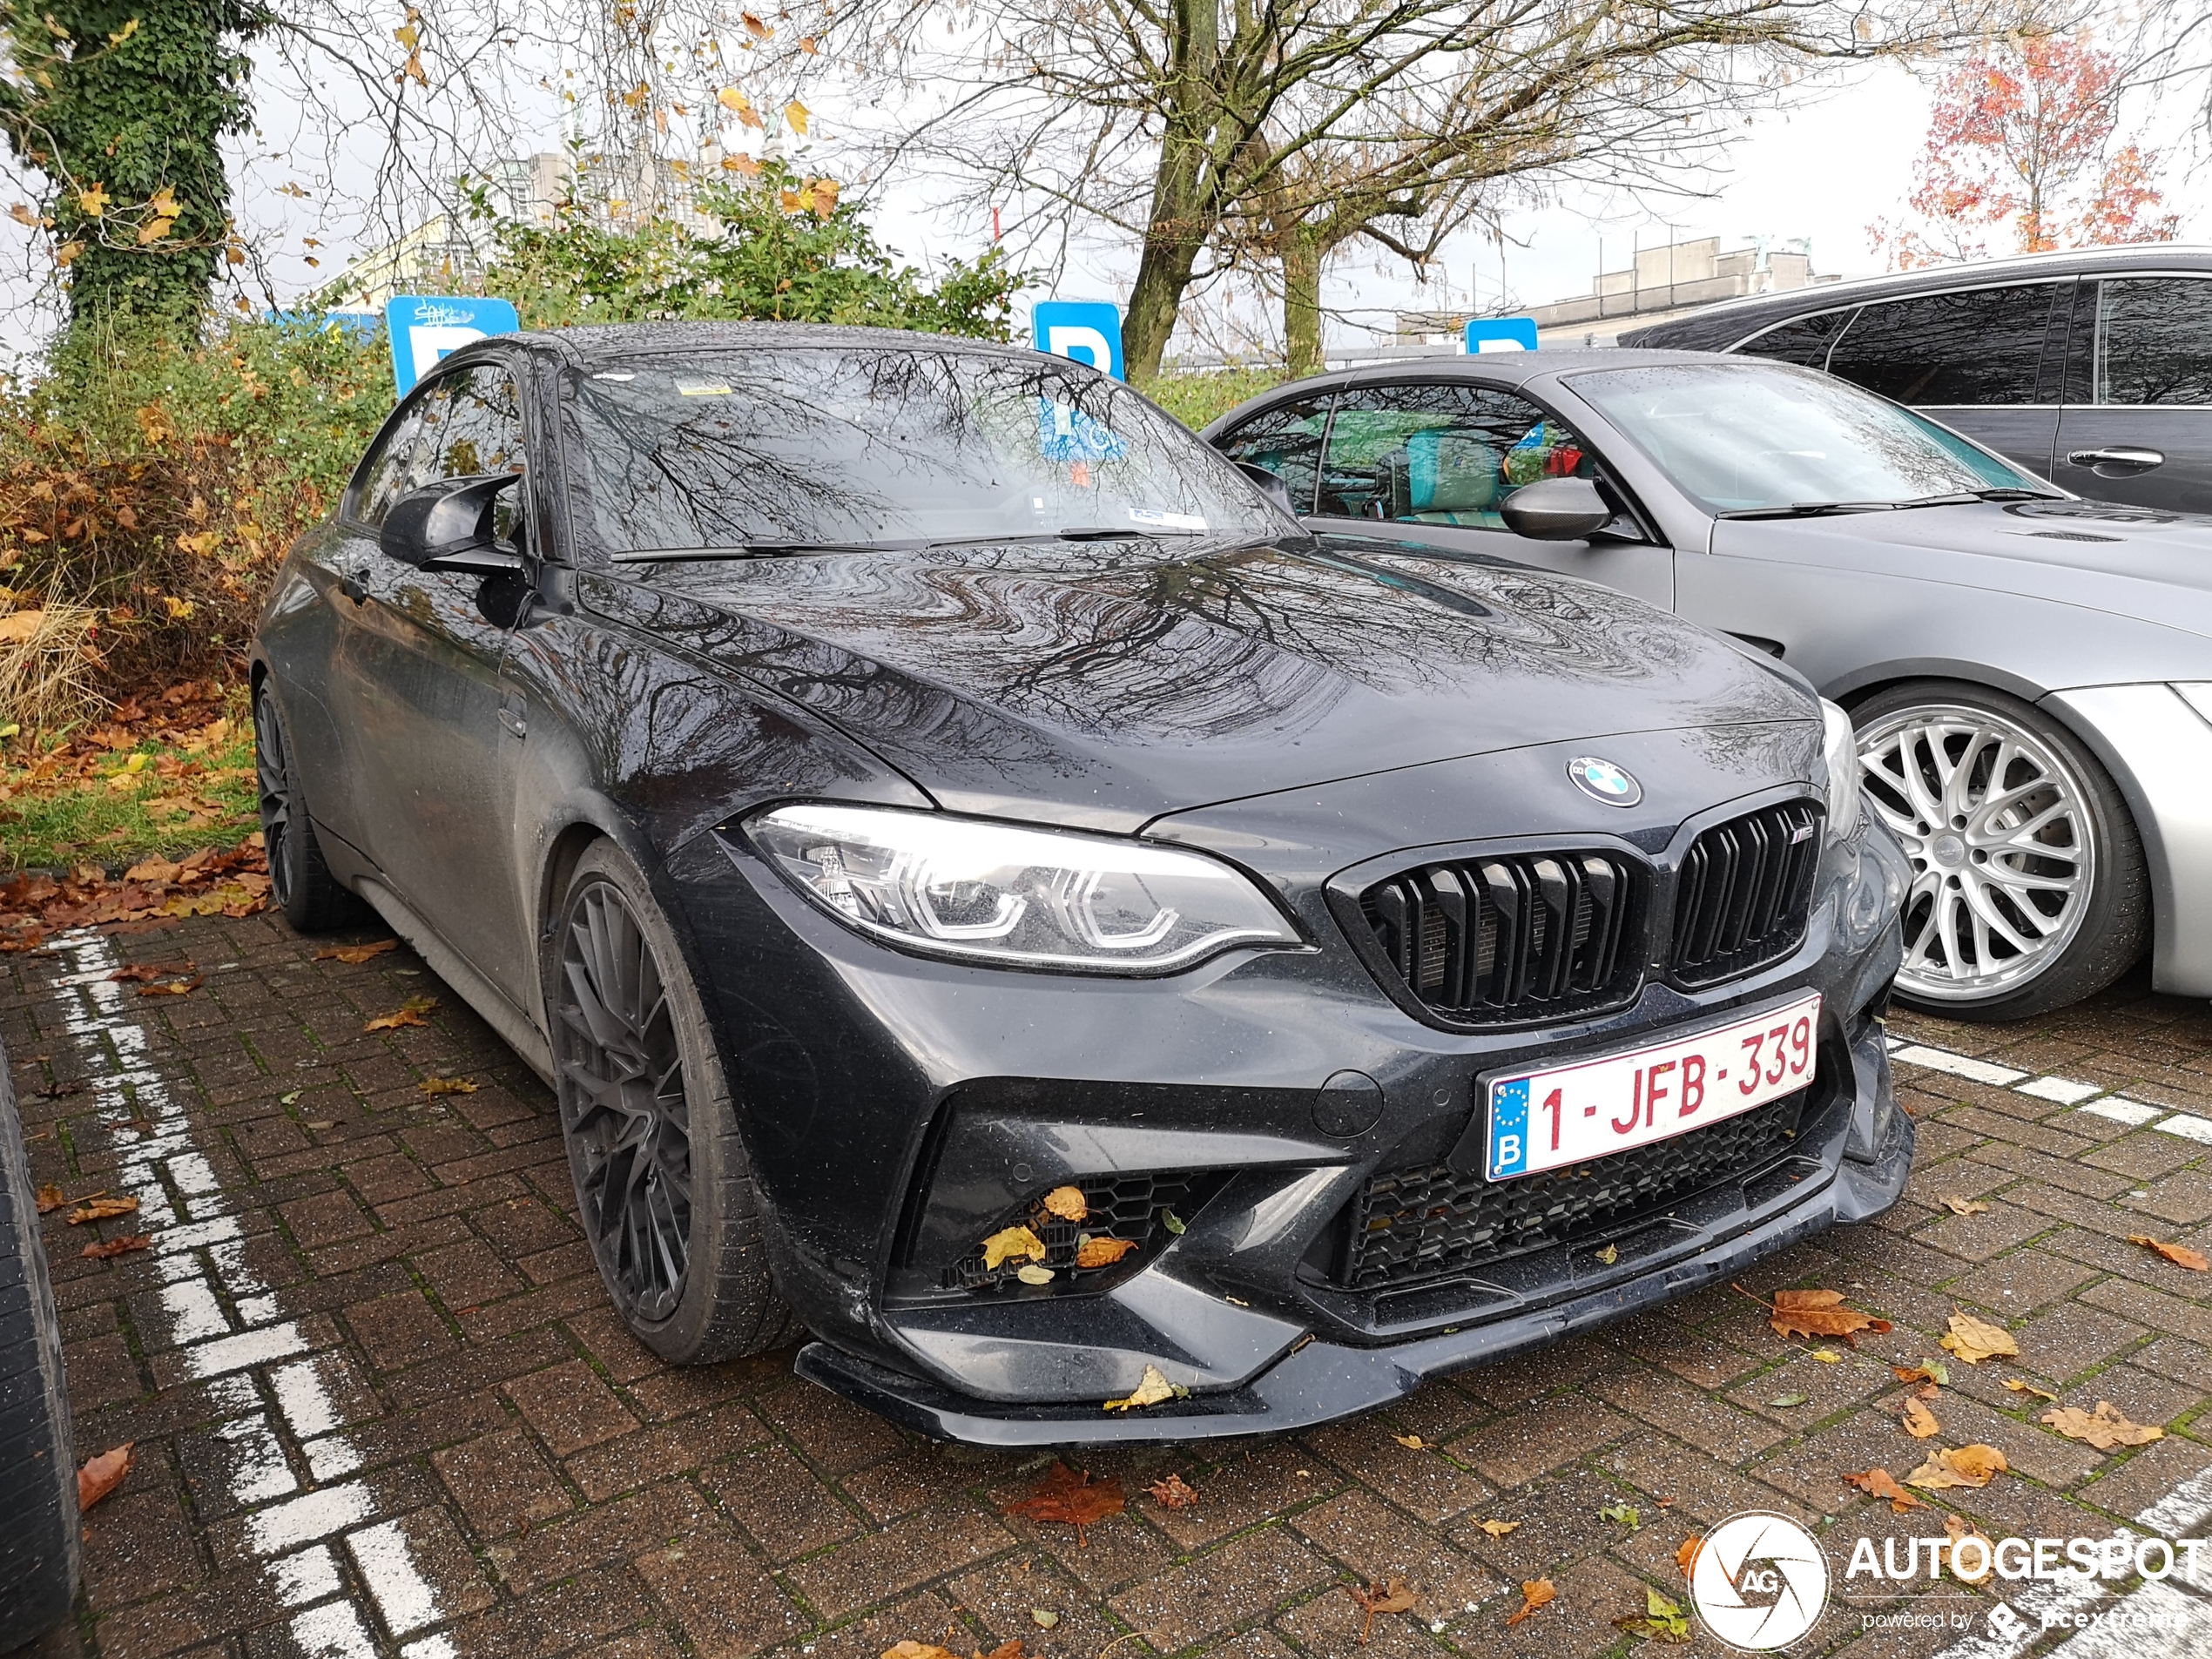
left=554, top=880, right=695, bottom=1323
left=253, top=678, right=365, bottom=933
left=545, top=841, right=797, bottom=1361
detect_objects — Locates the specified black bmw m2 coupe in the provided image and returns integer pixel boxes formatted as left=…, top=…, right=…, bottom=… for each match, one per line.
left=253, top=324, right=1911, bottom=1444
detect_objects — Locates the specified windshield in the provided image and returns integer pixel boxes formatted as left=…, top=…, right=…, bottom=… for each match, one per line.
left=564, top=347, right=1278, bottom=556
left=1567, top=361, right=2044, bottom=513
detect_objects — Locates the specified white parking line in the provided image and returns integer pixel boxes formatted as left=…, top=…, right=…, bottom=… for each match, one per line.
left=50, top=933, right=454, bottom=1653
left=1888, top=1033, right=2212, bottom=1145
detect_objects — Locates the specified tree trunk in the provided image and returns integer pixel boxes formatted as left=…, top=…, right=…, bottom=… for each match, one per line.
left=1120, top=149, right=1212, bottom=385
left=1279, top=225, right=1324, bottom=376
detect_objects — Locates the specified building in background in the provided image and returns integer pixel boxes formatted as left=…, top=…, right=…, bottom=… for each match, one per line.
left=1400, top=236, right=1840, bottom=349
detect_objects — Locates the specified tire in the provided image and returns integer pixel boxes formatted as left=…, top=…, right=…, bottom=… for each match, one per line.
left=253, top=677, right=369, bottom=934
left=1852, top=680, right=2148, bottom=1022
left=0, top=1044, right=80, bottom=1649
left=544, top=841, right=800, bottom=1363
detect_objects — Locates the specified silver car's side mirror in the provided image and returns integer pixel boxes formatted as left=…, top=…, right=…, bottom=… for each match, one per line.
left=1500, top=476, right=1614, bottom=542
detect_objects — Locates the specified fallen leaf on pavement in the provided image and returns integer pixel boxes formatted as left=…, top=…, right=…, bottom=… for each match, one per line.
left=315, top=939, right=398, bottom=964
left=1392, top=1433, right=1427, bottom=1450
left=138, top=974, right=204, bottom=996
left=1945, top=1514, right=1994, bottom=1587
left=1346, top=1575, right=1417, bottom=1643
left=1940, top=1195, right=1990, bottom=1215
left=1041, top=1184, right=1087, bottom=1221
left=1812, top=1348, right=1841, bottom=1363
left=880, top=1642, right=1026, bottom=1659
left=1615, top=1585, right=1691, bottom=1643
left=1001, top=1463, right=1123, bottom=1545
left=1073, top=1236, right=1137, bottom=1268
left=2040, top=1399, right=2163, bottom=1450
left=2127, top=1234, right=2209, bottom=1272
left=1479, top=1519, right=1521, bottom=1538
left=1765, top=1286, right=1892, bottom=1342
left=34, top=1183, right=65, bottom=1214
left=1601, top=1501, right=1641, bottom=1527
left=982, top=1225, right=1044, bottom=1271
left=363, top=995, right=437, bottom=1032
left=1103, top=1363, right=1177, bottom=1412
left=1147, top=1474, right=1198, bottom=1508
left=1894, top=1360, right=1948, bottom=1387
left=1675, top=1535, right=1703, bottom=1573
left=82, top=1234, right=152, bottom=1259
left=1768, top=1393, right=1810, bottom=1408
left=1029, top=1608, right=1058, bottom=1628
left=1842, top=1467, right=1925, bottom=1513
left=1505, top=1578, right=1556, bottom=1627
left=1939, top=1311, right=2020, bottom=1365
left=78, top=1443, right=133, bottom=1510
left=68, top=1195, right=139, bottom=1224
left=1902, top=1398, right=1941, bottom=1439
left=105, top=961, right=179, bottom=982
left=2003, top=1379, right=2058, bottom=1401
left=420, top=1076, right=477, bottom=1096
left=1906, top=1444, right=2008, bottom=1491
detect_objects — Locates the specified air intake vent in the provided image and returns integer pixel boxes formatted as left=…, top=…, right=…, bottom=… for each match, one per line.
left=1359, top=851, right=1642, bottom=1026
left=1670, top=799, right=1824, bottom=985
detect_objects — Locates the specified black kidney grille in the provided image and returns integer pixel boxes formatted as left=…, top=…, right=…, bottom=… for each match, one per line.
left=1341, top=1089, right=1810, bottom=1291
left=1670, top=800, right=1824, bottom=985
left=1360, top=851, right=1640, bottom=1024
left=941, top=1172, right=1196, bottom=1292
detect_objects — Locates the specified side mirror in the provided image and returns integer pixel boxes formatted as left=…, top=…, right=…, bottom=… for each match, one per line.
left=1234, top=460, right=1300, bottom=518
left=381, top=475, right=526, bottom=574
left=1499, top=476, right=1615, bottom=542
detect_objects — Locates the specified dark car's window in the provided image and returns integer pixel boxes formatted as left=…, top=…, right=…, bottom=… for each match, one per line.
left=1315, top=381, right=1598, bottom=526
left=1825, top=283, right=2064, bottom=405
left=349, top=404, right=429, bottom=528
left=351, top=366, right=526, bottom=534
left=2096, top=277, right=2212, bottom=405
left=1735, top=307, right=1856, bottom=370
left=1214, top=392, right=1331, bottom=514
left=565, top=348, right=1276, bottom=556
left=1571, top=361, right=2036, bottom=512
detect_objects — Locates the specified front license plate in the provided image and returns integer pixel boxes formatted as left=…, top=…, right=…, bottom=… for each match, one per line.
left=1483, top=992, right=1822, bottom=1180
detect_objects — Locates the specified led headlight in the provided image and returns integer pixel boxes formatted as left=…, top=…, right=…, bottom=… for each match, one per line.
left=1820, top=698, right=1863, bottom=840
left=745, top=803, right=1303, bottom=973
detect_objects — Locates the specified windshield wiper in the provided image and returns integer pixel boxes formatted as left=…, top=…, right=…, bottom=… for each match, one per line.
left=1055, top=525, right=1152, bottom=540
left=611, top=541, right=910, bottom=563
left=1713, top=501, right=1901, bottom=520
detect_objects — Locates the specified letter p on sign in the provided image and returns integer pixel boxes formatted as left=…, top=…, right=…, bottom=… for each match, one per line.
left=1033, top=300, right=1124, bottom=380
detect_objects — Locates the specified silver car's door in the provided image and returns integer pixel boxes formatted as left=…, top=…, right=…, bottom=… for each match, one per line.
left=1304, top=376, right=1674, bottom=608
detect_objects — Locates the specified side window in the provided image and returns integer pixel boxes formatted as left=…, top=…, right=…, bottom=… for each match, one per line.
left=2094, top=278, right=2212, bottom=405
left=414, top=365, right=529, bottom=543
left=1317, top=381, right=1599, bottom=528
left=1735, top=308, right=1857, bottom=370
left=1825, top=284, right=2063, bottom=405
left=348, top=400, right=435, bottom=528
left=1214, top=393, right=1331, bottom=513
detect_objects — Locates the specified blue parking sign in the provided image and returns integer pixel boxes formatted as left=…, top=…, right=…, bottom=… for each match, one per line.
left=1466, top=316, right=1539, bottom=354
left=384, top=295, right=522, bottom=395
left=1032, top=300, right=1124, bottom=381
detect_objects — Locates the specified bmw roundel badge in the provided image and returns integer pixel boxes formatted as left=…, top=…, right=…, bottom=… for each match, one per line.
left=1567, top=756, right=1642, bottom=807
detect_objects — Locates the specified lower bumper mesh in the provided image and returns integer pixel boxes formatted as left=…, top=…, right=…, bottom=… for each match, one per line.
left=1340, top=1087, right=1812, bottom=1291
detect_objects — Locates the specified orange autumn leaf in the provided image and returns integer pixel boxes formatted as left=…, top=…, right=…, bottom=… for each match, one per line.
left=1675, top=1534, right=1703, bottom=1573
left=1001, top=1463, right=1123, bottom=1545
left=68, top=1195, right=139, bottom=1224
left=880, top=1642, right=1027, bottom=1659
left=1902, top=1397, right=1942, bottom=1439
left=1906, top=1444, right=2008, bottom=1491
left=2040, top=1399, right=2164, bottom=1449
left=83, top=1233, right=152, bottom=1259
left=1842, top=1467, right=1925, bottom=1513
left=314, top=938, right=397, bottom=964
left=1041, top=1184, right=1088, bottom=1221
left=138, top=974, right=204, bottom=996
left=34, top=1183, right=66, bottom=1214
left=981, top=1225, right=1044, bottom=1271
left=1346, top=1575, right=1416, bottom=1644
left=1148, top=1474, right=1198, bottom=1508
left=363, top=995, right=437, bottom=1032
left=1939, top=1310, right=2019, bottom=1365
left=78, top=1443, right=133, bottom=1510
left=2127, top=1233, right=2209, bottom=1272
left=1505, top=1578, right=1555, bottom=1627
left=1074, top=1236, right=1137, bottom=1268
left=1767, top=1287, right=1892, bottom=1342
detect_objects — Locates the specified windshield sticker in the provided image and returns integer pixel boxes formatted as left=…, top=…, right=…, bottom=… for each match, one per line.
left=1130, top=508, right=1207, bottom=530
left=675, top=377, right=733, bottom=396
left=1036, top=397, right=1131, bottom=464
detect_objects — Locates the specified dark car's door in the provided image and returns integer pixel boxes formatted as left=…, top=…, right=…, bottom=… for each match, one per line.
left=322, top=361, right=536, bottom=998
left=1819, top=280, right=2070, bottom=482
left=1289, top=377, right=1673, bottom=606
left=2052, top=274, right=2212, bottom=512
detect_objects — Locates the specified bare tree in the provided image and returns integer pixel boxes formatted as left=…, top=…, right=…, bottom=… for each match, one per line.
left=769, top=0, right=2042, bottom=383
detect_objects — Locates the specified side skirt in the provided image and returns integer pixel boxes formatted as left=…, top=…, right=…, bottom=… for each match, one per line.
left=355, top=875, right=556, bottom=1086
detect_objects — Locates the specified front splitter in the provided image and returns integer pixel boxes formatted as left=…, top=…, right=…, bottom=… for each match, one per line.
left=795, top=1109, right=1913, bottom=1447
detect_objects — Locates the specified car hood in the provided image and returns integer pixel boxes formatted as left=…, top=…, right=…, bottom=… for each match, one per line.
left=591, top=533, right=1813, bottom=832
left=1711, top=497, right=2212, bottom=641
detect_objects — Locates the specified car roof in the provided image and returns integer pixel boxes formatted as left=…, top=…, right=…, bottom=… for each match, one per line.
left=1622, top=242, right=2212, bottom=344
left=1210, top=347, right=1747, bottom=403
left=484, top=320, right=1052, bottom=370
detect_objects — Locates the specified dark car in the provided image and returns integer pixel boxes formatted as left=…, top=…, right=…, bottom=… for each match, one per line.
left=1621, top=244, right=2212, bottom=513
left=1206, top=350, right=2212, bottom=1023
left=253, top=324, right=1909, bottom=1443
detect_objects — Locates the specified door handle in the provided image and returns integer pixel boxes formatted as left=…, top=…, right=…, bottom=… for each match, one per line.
left=2066, top=447, right=2165, bottom=475
left=497, top=706, right=528, bottom=739
left=338, top=570, right=369, bottom=606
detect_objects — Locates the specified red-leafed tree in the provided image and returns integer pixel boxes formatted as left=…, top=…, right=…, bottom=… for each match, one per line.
left=1871, top=33, right=2182, bottom=269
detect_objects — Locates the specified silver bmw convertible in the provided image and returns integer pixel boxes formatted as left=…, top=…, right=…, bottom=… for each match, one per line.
left=1209, top=351, right=2212, bottom=1020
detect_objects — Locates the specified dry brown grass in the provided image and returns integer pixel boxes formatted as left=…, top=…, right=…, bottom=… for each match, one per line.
left=0, top=590, right=109, bottom=741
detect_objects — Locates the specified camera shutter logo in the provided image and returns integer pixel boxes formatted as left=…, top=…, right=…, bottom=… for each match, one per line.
left=1689, top=1511, right=1829, bottom=1651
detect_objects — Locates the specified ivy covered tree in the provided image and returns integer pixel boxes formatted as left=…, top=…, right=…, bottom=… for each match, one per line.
left=0, top=3, right=264, bottom=340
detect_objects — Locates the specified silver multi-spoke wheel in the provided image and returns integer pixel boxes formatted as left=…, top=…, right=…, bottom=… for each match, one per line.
left=1858, top=703, right=2095, bottom=1004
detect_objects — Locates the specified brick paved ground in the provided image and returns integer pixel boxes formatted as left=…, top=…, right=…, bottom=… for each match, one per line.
left=5, top=911, right=2210, bottom=1659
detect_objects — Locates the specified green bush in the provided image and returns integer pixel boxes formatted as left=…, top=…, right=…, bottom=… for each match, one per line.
left=1143, top=365, right=1288, bottom=430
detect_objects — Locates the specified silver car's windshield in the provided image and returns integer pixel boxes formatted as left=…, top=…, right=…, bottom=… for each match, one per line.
left=1568, top=361, right=2044, bottom=513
